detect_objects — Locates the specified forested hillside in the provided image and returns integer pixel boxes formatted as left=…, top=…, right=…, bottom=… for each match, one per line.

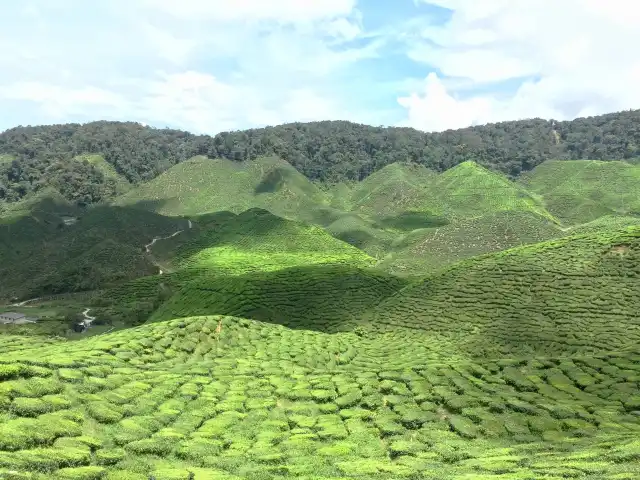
left=1, top=109, right=639, bottom=205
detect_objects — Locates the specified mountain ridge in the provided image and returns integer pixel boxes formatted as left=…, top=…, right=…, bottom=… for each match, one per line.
left=2, top=108, right=639, bottom=206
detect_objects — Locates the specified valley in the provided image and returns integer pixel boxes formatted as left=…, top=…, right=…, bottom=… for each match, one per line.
left=0, top=114, right=639, bottom=479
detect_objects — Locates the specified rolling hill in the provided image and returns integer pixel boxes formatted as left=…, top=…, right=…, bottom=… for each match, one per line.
left=374, top=225, right=640, bottom=358
left=380, top=210, right=563, bottom=275
left=1, top=309, right=640, bottom=479
left=2, top=113, right=640, bottom=479
left=520, top=160, right=640, bottom=224
left=115, top=156, right=328, bottom=223
left=0, top=204, right=188, bottom=301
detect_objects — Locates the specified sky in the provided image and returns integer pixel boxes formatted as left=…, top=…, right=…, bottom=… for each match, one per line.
left=1, top=0, right=639, bottom=134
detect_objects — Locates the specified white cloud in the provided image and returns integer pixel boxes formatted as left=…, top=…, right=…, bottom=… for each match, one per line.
left=0, top=0, right=385, bottom=132
left=141, top=23, right=198, bottom=65
left=0, top=82, right=126, bottom=120
left=140, top=0, right=357, bottom=23
left=401, top=0, right=640, bottom=131
left=0, top=71, right=349, bottom=134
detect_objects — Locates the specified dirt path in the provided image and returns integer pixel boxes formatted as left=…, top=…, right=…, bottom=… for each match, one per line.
left=144, top=220, right=193, bottom=253
left=144, top=220, right=194, bottom=274
left=145, top=230, right=184, bottom=253
left=11, top=297, right=40, bottom=307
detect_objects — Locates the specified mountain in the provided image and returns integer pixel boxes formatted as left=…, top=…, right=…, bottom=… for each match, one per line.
left=2, top=109, right=640, bottom=207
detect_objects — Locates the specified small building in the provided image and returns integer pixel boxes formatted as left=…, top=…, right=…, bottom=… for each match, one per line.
left=0, top=312, right=38, bottom=324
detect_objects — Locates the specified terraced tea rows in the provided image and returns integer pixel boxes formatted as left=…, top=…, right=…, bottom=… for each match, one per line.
left=521, top=160, right=640, bottom=224
left=381, top=210, right=562, bottom=275
left=1, top=315, right=640, bottom=479
left=173, top=209, right=375, bottom=274
left=376, top=226, right=640, bottom=357
left=150, top=265, right=408, bottom=333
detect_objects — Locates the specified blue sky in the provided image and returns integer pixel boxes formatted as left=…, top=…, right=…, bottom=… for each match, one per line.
left=1, top=0, right=639, bottom=134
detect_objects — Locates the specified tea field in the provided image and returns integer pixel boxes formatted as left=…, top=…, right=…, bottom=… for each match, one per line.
left=1, top=220, right=639, bottom=478
left=2, top=314, right=640, bottom=479
left=2, top=155, right=640, bottom=478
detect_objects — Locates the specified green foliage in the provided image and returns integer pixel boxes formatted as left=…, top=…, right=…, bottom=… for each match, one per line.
left=4, top=110, right=640, bottom=206
left=0, top=204, right=186, bottom=300
left=2, top=113, right=640, bottom=479
left=521, top=160, right=640, bottom=223
left=376, top=225, right=640, bottom=358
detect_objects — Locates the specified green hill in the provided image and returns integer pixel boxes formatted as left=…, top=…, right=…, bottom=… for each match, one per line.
left=521, top=160, right=640, bottom=224
left=381, top=210, right=563, bottom=275
left=374, top=225, right=640, bottom=358
left=74, top=155, right=130, bottom=196
left=151, top=265, right=407, bottom=333
left=427, top=161, right=554, bottom=220
left=116, top=156, right=328, bottom=222
left=347, top=162, right=439, bottom=219
left=172, top=208, right=374, bottom=274
left=0, top=205, right=187, bottom=300
left=88, top=209, right=378, bottom=327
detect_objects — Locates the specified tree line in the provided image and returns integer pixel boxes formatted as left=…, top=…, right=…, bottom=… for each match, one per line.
left=1, top=109, right=639, bottom=205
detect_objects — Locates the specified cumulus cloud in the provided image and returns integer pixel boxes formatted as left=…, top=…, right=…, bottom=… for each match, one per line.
left=400, top=0, right=640, bottom=131
left=0, top=0, right=382, bottom=132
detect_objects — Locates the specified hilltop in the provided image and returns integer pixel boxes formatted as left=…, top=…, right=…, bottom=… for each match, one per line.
left=115, top=156, right=326, bottom=222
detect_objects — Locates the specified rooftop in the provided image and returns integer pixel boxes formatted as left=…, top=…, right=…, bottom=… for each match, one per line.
left=0, top=312, right=25, bottom=320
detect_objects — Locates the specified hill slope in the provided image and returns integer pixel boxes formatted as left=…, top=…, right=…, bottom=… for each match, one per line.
left=381, top=210, right=563, bottom=275
left=116, top=156, right=328, bottom=222
left=374, top=225, right=640, bottom=357
left=0, top=205, right=187, bottom=300
left=1, top=314, right=640, bottom=479
left=171, top=208, right=374, bottom=274
left=521, top=160, right=640, bottom=224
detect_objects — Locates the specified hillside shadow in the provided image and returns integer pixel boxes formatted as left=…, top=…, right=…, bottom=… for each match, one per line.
left=254, top=167, right=289, bottom=194
left=153, top=263, right=409, bottom=333
left=176, top=207, right=298, bottom=256
left=375, top=211, right=450, bottom=231
left=127, top=198, right=176, bottom=213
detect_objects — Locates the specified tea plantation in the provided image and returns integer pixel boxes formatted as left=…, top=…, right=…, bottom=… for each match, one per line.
left=2, top=312, right=640, bottom=479
left=1, top=155, right=640, bottom=479
left=1, top=222, right=640, bottom=478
